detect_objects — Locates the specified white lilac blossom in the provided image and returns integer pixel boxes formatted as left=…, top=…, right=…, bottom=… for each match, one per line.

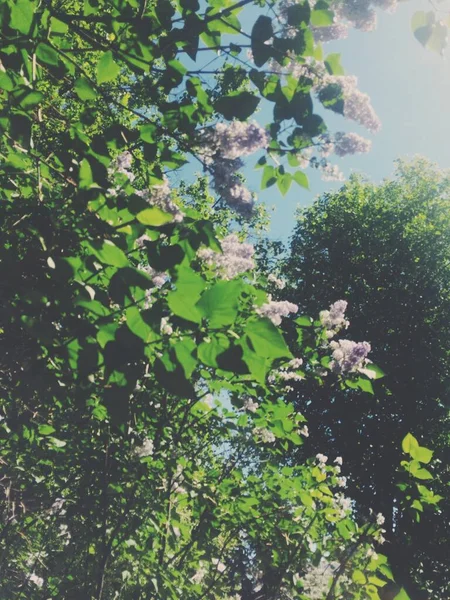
left=320, top=300, right=350, bottom=338
left=376, top=532, right=386, bottom=545
left=111, top=151, right=135, bottom=183
left=329, top=339, right=372, bottom=374
left=59, top=523, right=72, bottom=545
left=116, top=151, right=134, bottom=176
left=289, top=357, right=303, bottom=369
left=197, top=234, right=255, bottom=280
left=211, top=158, right=254, bottom=216
left=300, top=559, right=339, bottom=600
left=197, top=122, right=267, bottom=217
left=171, top=464, right=186, bottom=494
left=140, top=264, right=167, bottom=288
left=160, top=317, right=173, bottom=336
left=278, top=370, right=304, bottom=382
left=334, top=456, right=343, bottom=466
left=256, top=295, right=298, bottom=326
left=50, top=497, right=66, bottom=515
left=321, top=162, right=345, bottom=182
left=376, top=512, right=385, bottom=526
left=334, top=132, right=372, bottom=157
left=27, top=573, right=44, bottom=588
left=135, top=438, right=154, bottom=458
left=366, top=548, right=378, bottom=560
left=334, top=493, right=353, bottom=518
left=136, top=178, right=184, bottom=223
left=318, top=75, right=381, bottom=133
left=243, top=398, right=259, bottom=413
left=211, top=121, right=269, bottom=159
left=299, top=425, right=309, bottom=437
left=316, top=453, right=328, bottom=464
left=312, top=22, right=349, bottom=42
left=268, top=273, right=286, bottom=289
left=191, top=563, right=207, bottom=584
left=253, top=427, right=276, bottom=443
left=212, top=558, right=226, bottom=573
left=337, top=476, right=347, bottom=488
left=281, top=0, right=397, bottom=42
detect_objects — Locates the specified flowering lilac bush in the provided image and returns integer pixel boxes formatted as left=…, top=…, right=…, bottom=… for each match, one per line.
left=0, top=1, right=437, bottom=599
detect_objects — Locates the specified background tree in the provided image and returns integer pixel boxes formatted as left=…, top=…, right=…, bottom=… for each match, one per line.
left=282, top=158, right=450, bottom=598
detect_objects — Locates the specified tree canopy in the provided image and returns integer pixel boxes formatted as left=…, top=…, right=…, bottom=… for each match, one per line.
left=0, top=0, right=444, bottom=599
left=283, top=159, right=450, bottom=597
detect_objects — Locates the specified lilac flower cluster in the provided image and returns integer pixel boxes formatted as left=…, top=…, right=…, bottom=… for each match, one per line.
left=329, top=339, right=372, bottom=374
left=256, top=295, right=298, bottom=326
left=212, top=121, right=269, bottom=159
left=312, top=23, right=349, bottom=43
left=279, top=0, right=397, bottom=44
left=300, top=559, right=342, bottom=600
left=318, top=75, right=381, bottom=133
left=136, top=178, right=184, bottom=223
left=134, top=438, right=154, bottom=458
left=320, top=300, right=350, bottom=339
left=334, top=132, right=372, bottom=157
left=210, top=158, right=254, bottom=217
left=141, top=265, right=167, bottom=288
left=197, top=121, right=268, bottom=217
left=252, top=427, right=276, bottom=443
left=110, top=153, right=184, bottom=222
left=268, top=273, right=286, bottom=289
left=115, top=151, right=135, bottom=180
left=197, top=234, right=255, bottom=280
left=319, top=132, right=372, bottom=158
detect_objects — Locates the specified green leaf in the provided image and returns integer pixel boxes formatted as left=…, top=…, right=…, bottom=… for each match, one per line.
left=167, top=267, right=205, bottom=323
left=19, top=90, right=44, bottom=110
left=293, top=171, right=310, bottom=189
left=10, top=0, right=36, bottom=34
left=74, top=77, right=98, bottom=101
left=411, top=499, right=423, bottom=512
left=352, top=569, right=367, bottom=584
left=36, top=43, right=60, bottom=67
left=413, top=467, right=433, bottom=480
left=361, top=363, right=385, bottom=380
left=0, top=72, right=14, bottom=92
left=402, top=432, right=419, bottom=455
left=356, top=377, right=373, bottom=395
left=126, top=307, right=155, bottom=343
left=38, top=424, right=56, bottom=436
left=173, top=338, right=197, bottom=378
left=136, top=207, right=174, bottom=226
left=310, top=9, right=334, bottom=27
left=277, top=172, right=292, bottom=196
left=140, top=124, right=157, bottom=143
left=97, top=51, right=120, bottom=84
left=412, top=446, right=433, bottom=464
left=325, top=53, right=344, bottom=76
left=295, top=315, right=312, bottom=327
left=79, top=158, right=93, bottom=189
left=197, top=280, right=242, bottom=328
left=246, top=318, right=292, bottom=360
left=251, top=15, right=273, bottom=67
left=215, top=92, right=260, bottom=121
left=394, top=588, right=411, bottom=600
left=261, top=165, right=277, bottom=189
left=86, top=240, right=129, bottom=268
left=198, top=335, right=230, bottom=368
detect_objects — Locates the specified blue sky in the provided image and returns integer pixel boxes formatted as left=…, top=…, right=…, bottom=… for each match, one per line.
left=178, top=1, right=450, bottom=240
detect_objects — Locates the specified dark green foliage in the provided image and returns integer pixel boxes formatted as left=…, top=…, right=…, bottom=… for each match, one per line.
left=283, top=159, right=450, bottom=598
